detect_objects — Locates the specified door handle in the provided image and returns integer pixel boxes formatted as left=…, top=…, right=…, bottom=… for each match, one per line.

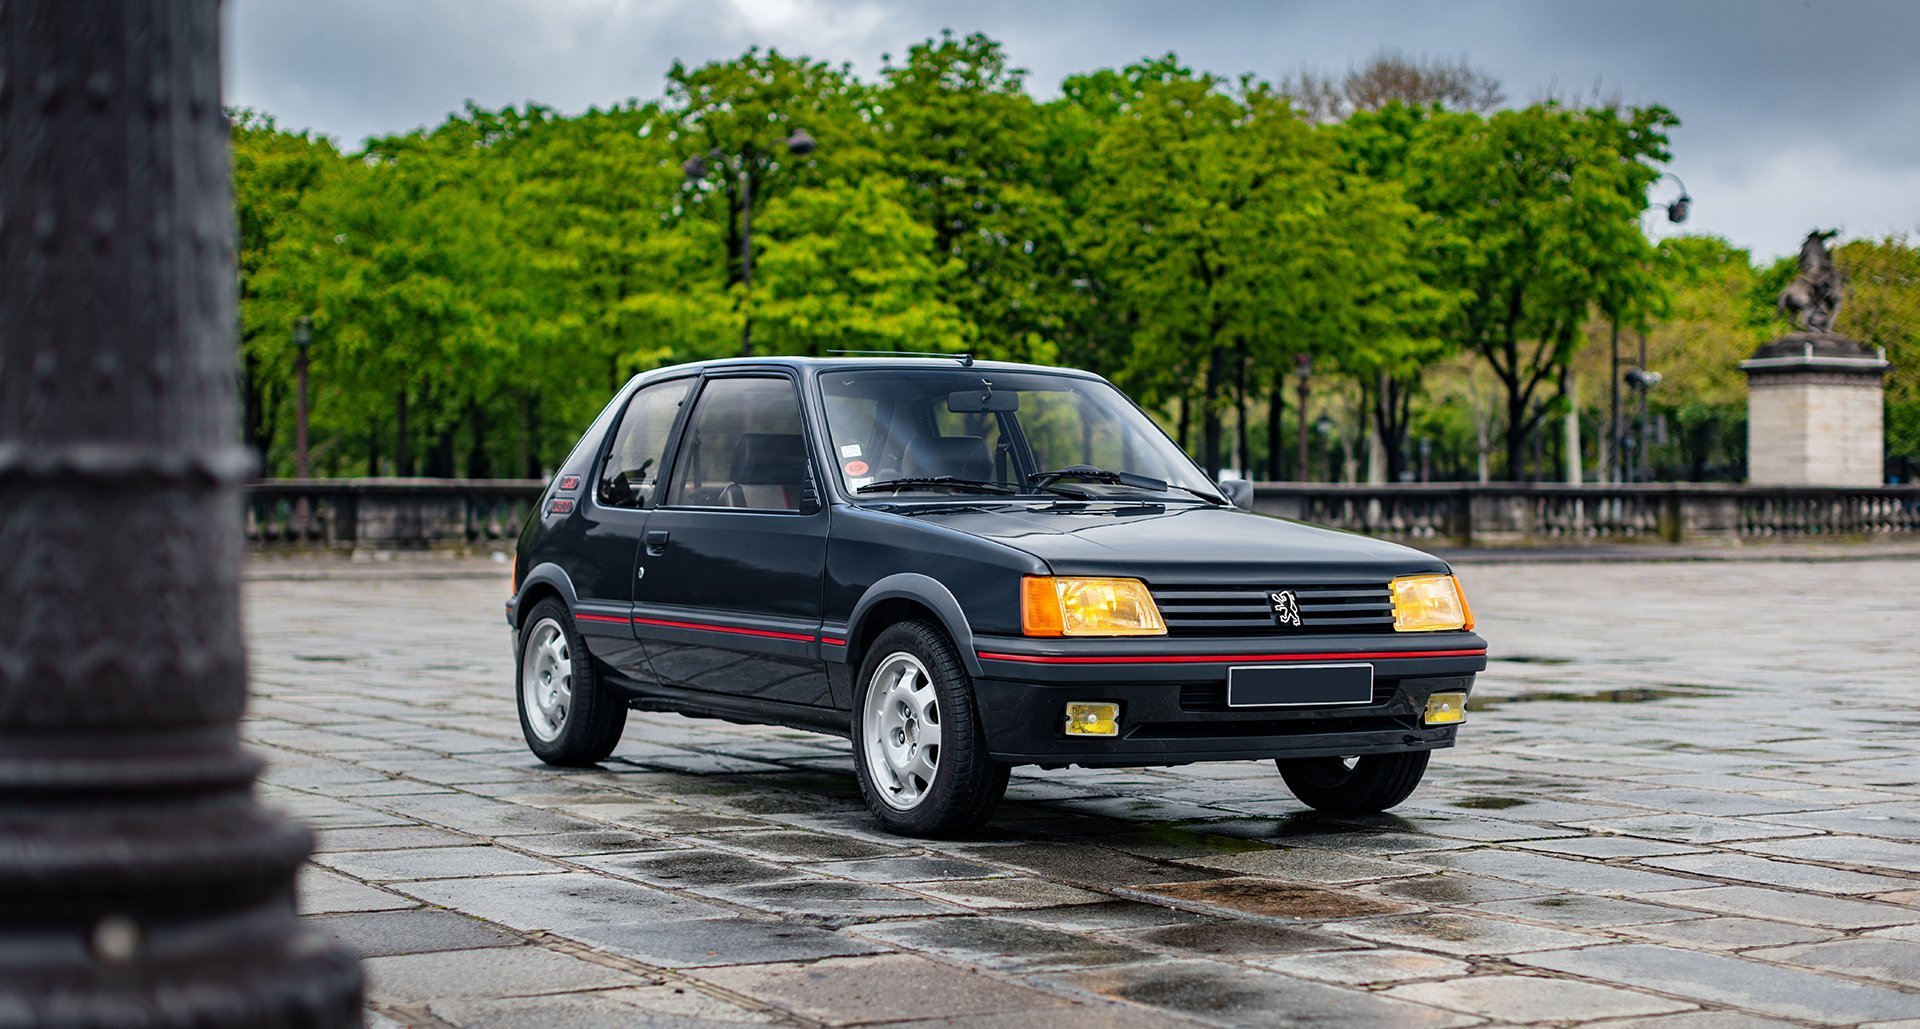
left=645, top=530, right=670, bottom=556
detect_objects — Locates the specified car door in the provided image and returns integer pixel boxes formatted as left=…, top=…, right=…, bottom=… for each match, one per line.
left=635, top=372, right=832, bottom=708
left=560, top=375, right=692, bottom=685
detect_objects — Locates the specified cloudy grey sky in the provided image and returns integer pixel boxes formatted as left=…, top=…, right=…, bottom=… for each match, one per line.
left=225, top=0, right=1920, bottom=261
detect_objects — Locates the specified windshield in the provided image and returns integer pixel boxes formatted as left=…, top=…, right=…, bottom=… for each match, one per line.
left=817, top=368, right=1218, bottom=501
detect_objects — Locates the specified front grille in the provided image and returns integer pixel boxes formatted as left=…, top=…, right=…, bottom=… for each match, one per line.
left=1150, top=583, right=1394, bottom=637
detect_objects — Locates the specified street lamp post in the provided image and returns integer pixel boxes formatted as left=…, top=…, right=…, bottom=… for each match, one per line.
left=294, top=317, right=313, bottom=478
left=684, top=129, right=817, bottom=357
left=0, top=3, right=362, bottom=1023
left=1611, top=172, right=1691, bottom=483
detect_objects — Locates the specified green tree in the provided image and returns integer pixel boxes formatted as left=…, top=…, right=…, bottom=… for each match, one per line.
left=1834, top=235, right=1920, bottom=477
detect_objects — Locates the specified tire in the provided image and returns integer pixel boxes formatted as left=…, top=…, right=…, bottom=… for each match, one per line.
left=852, top=621, right=1010, bottom=837
left=516, top=598, right=627, bottom=766
left=1276, top=751, right=1430, bottom=815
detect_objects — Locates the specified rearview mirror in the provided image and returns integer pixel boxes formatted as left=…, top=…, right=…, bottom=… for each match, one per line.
left=947, top=390, right=1018, bottom=413
left=1218, top=479, right=1254, bottom=509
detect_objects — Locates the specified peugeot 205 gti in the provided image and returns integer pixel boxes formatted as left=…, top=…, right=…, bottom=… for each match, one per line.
left=507, top=356, right=1485, bottom=836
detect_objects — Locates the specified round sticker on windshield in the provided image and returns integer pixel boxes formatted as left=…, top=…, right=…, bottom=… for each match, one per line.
left=844, top=460, right=870, bottom=477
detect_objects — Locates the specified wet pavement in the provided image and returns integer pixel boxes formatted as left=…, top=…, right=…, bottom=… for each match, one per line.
left=244, top=555, right=1920, bottom=1027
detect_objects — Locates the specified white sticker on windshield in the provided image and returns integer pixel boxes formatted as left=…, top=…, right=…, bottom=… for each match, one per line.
left=839, top=444, right=862, bottom=458
left=849, top=477, right=874, bottom=489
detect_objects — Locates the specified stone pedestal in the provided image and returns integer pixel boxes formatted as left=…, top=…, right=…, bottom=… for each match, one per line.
left=1740, top=333, right=1890, bottom=486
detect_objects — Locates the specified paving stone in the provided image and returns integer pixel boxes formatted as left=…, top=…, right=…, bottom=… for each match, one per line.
left=848, top=916, right=1155, bottom=972
left=361, top=945, right=642, bottom=1004
left=1343, top=810, right=1583, bottom=843
left=951, top=842, right=1223, bottom=887
left=1268, top=830, right=1476, bottom=856
left=1136, top=876, right=1413, bottom=920
left=1252, top=948, right=1471, bottom=986
left=1734, top=834, right=1920, bottom=875
left=706, top=828, right=900, bottom=863
left=316, top=845, right=561, bottom=882
left=396, top=871, right=726, bottom=931
left=1640, top=851, right=1919, bottom=895
left=426, top=987, right=777, bottom=1028
left=1002, top=900, right=1201, bottom=931
left=801, top=855, right=1006, bottom=883
left=1566, top=814, right=1821, bottom=845
left=1752, top=937, right=1920, bottom=985
left=1039, top=958, right=1477, bottom=1027
left=376, top=793, right=603, bottom=837
left=567, top=916, right=887, bottom=968
left=1515, top=943, right=1920, bottom=1023
left=1512, top=835, right=1709, bottom=860
left=1472, top=893, right=1709, bottom=928
left=582, top=847, right=808, bottom=888
left=1372, top=872, right=1554, bottom=905
left=1386, top=974, right=1694, bottom=1021
left=699, top=879, right=964, bottom=922
left=1757, top=805, right=1920, bottom=840
left=1327, top=912, right=1603, bottom=956
left=297, top=866, right=417, bottom=915
left=1640, top=885, right=1920, bottom=929
left=908, top=877, right=1108, bottom=910
left=508, top=829, right=681, bottom=857
left=313, top=825, right=474, bottom=853
left=307, top=908, right=522, bottom=957
left=689, top=953, right=1065, bottom=1024
left=1175, top=846, right=1434, bottom=883
left=1414, top=848, right=1705, bottom=894
left=1572, top=787, right=1819, bottom=817
left=1581, top=1014, right=1799, bottom=1029
left=1109, top=919, right=1360, bottom=958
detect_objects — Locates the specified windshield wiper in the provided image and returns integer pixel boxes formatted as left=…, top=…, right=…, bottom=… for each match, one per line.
left=856, top=476, right=1017, bottom=496
left=1028, top=465, right=1227, bottom=505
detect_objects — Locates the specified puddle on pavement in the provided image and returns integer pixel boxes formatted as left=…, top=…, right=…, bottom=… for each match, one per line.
left=1493, top=655, right=1575, bottom=665
left=1468, top=685, right=1720, bottom=710
left=1450, top=797, right=1530, bottom=811
left=292, top=654, right=349, bottom=662
left=1137, top=876, right=1408, bottom=919
left=1107, top=825, right=1271, bottom=857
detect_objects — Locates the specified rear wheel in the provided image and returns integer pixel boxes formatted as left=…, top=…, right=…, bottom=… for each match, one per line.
left=852, top=621, right=1009, bottom=837
left=1276, top=751, right=1429, bottom=814
left=517, top=598, right=627, bottom=766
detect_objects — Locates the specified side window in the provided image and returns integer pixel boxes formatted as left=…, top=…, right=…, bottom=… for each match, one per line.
left=598, top=379, right=691, bottom=508
left=668, top=377, right=813, bottom=512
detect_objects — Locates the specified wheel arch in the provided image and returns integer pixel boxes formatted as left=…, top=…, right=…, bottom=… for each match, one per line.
left=511, top=562, right=579, bottom=630
left=845, top=574, right=984, bottom=678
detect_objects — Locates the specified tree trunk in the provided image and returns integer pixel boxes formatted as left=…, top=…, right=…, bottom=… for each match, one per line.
left=1233, top=354, right=1249, bottom=478
left=396, top=390, right=411, bottom=477
left=1267, top=372, right=1284, bottom=481
left=1202, top=349, right=1225, bottom=479
left=1176, top=393, right=1192, bottom=457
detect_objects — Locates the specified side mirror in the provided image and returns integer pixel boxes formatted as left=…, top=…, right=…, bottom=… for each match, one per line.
left=1218, top=479, right=1254, bottom=509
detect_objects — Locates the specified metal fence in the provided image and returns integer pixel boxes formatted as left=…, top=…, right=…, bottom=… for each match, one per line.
left=241, top=479, right=1920, bottom=550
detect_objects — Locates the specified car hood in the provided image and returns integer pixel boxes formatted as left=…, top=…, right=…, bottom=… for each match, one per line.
left=887, top=501, right=1449, bottom=583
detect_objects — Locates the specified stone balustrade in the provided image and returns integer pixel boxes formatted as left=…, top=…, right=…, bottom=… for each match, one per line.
left=241, top=479, right=1920, bottom=550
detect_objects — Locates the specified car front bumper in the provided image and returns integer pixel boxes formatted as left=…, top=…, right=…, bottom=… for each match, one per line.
left=969, top=632, right=1485, bottom=767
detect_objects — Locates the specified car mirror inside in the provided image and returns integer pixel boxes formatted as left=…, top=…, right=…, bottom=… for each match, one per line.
left=947, top=389, right=1018, bottom=414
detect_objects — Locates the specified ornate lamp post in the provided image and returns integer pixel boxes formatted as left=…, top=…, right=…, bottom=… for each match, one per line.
left=0, top=3, right=362, bottom=1023
left=684, top=129, right=818, bottom=357
left=294, top=317, right=314, bottom=478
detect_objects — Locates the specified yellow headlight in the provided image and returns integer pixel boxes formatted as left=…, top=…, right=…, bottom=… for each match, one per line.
left=1022, top=576, right=1166, bottom=637
left=1392, top=574, right=1473, bottom=632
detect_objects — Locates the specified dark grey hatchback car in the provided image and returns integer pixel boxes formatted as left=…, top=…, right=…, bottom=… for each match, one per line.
left=507, top=357, right=1486, bottom=836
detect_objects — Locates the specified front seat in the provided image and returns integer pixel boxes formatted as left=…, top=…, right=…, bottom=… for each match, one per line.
left=904, top=435, right=993, bottom=482
left=727, top=432, right=809, bottom=510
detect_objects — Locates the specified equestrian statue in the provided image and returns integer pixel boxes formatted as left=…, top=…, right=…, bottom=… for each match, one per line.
left=1777, top=229, right=1845, bottom=333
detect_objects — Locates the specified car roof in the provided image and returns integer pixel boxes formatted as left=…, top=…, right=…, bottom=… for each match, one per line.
left=627, top=355, right=1107, bottom=386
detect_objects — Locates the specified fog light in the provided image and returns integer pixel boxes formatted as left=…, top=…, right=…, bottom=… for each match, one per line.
left=1424, top=692, right=1467, bottom=725
left=1064, top=702, right=1120, bottom=737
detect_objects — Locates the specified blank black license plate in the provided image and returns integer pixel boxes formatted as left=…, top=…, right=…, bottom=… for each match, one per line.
left=1227, top=663, right=1375, bottom=708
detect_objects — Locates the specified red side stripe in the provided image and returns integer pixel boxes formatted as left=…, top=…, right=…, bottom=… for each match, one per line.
left=975, top=647, right=1487, bottom=666
left=632, top=616, right=817, bottom=643
left=575, top=613, right=629, bottom=625
left=821, top=637, right=847, bottom=647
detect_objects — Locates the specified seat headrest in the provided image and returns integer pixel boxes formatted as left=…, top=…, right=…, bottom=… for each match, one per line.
left=905, top=435, right=993, bottom=482
left=729, top=433, right=808, bottom=485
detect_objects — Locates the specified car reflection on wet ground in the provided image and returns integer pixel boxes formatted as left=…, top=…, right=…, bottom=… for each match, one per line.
left=250, top=554, right=1920, bottom=1027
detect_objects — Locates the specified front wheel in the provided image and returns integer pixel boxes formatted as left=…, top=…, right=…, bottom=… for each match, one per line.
left=1276, top=751, right=1430, bottom=814
left=852, top=621, right=1009, bottom=837
left=516, top=598, right=627, bottom=766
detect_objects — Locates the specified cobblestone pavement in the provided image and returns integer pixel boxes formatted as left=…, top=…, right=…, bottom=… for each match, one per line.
left=244, top=556, right=1920, bottom=1028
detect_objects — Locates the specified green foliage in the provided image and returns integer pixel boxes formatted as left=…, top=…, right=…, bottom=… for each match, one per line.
left=236, top=38, right=1806, bottom=484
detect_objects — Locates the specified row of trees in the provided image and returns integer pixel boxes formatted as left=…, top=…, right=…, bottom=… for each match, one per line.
left=233, top=34, right=1918, bottom=482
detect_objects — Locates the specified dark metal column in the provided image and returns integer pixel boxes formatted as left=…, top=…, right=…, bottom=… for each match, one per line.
left=0, top=3, right=363, bottom=1025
